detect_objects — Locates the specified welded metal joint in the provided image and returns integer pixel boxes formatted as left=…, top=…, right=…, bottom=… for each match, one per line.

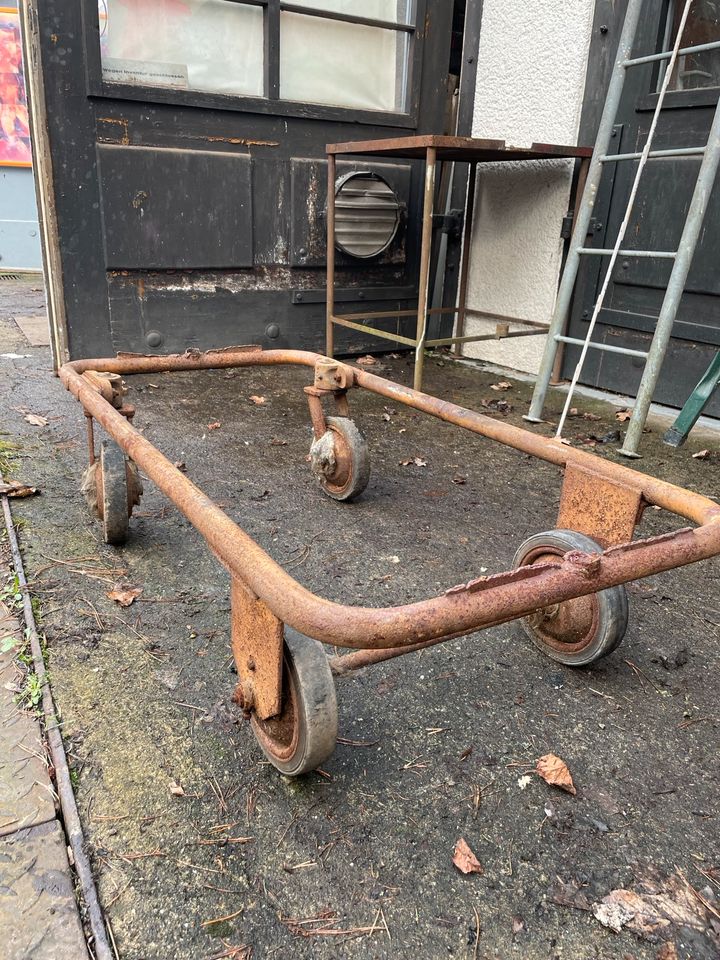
left=314, top=356, right=355, bottom=392
left=564, top=551, right=602, bottom=579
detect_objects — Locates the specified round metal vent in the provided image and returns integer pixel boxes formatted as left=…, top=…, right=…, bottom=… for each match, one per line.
left=334, top=171, right=401, bottom=259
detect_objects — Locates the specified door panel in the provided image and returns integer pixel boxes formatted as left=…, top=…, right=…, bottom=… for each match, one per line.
left=24, top=0, right=454, bottom=360
left=97, top=145, right=254, bottom=269
left=564, top=0, right=720, bottom=416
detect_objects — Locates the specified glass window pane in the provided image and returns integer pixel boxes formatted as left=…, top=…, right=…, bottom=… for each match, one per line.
left=664, top=0, right=720, bottom=91
left=285, top=1, right=414, bottom=25
left=99, top=0, right=264, bottom=98
left=280, top=12, right=410, bottom=112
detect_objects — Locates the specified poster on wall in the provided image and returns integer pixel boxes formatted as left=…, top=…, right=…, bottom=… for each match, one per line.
left=0, top=6, right=31, bottom=167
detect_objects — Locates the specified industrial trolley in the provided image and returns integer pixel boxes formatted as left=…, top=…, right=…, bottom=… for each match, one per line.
left=60, top=348, right=720, bottom=775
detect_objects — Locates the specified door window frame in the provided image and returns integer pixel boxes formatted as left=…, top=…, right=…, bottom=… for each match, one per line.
left=83, top=0, right=426, bottom=127
left=637, top=0, right=720, bottom=111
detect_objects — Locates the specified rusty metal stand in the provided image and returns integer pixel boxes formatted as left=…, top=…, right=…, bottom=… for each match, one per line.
left=325, top=135, right=592, bottom=390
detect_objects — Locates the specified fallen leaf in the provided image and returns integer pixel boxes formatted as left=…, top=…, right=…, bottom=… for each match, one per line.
left=535, top=753, right=576, bottom=795
left=249, top=395, right=266, bottom=405
left=692, top=449, right=710, bottom=460
left=0, top=481, right=39, bottom=498
left=269, top=437, right=288, bottom=446
left=452, top=838, right=483, bottom=875
left=615, top=408, right=632, bottom=422
left=107, top=586, right=143, bottom=607
left=591, top=870, right=710, bottom=941
left=24, top=413, right=49, bottom=427
left=550, top=877, right=592, bottom=912
left=356, top=355, right=377, bottom=366
left=169, top=780, right=185, bottom=797
left=592, top=895, right=636, bottom=933
left=490, top=380, right=512, bottom=391
left=207, top=421, right=221, bottom=431
left=400, top=457, right=427, bottom=467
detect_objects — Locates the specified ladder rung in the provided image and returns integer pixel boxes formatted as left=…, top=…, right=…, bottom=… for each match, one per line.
left=600, top=146, right=706, bottom=162
left=624, top=39, right=720, bottom=68
left=554, top=335, right=649, bottom=360
left=577, top=248, right=677, bottom=259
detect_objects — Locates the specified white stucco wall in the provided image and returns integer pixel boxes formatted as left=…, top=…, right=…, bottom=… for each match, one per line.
left=462, top=0, right=596, bottom=373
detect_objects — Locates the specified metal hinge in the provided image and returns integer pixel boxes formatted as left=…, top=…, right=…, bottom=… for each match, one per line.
left=561, top=212, right=575, bottom=240
left=432, top=209, right=463, bottom=239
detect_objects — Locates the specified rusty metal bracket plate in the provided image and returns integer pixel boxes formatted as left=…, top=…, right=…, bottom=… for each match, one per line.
left=314, top=357, right=354, bottom=392
left=230, top=579, right=283, bottom=720
left=557, top=463, right=643, bottom=548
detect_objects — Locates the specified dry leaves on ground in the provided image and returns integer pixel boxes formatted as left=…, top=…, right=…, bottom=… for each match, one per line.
left=207, top=421, right=221, bottom=431
left=249, top=395, right=266, bottom=405
left=356, top=355, right=378, bottom=366
left=568, top=408, right=602, bottom=421
left=24, top=413, right=49, bottom=427
left=592, top=876, right=709, bottom=938
left=535, top=753, right=576, bottom=795
left=0, top=481, right=39, bottom=498
left=400, top=457, right=427, bottom=468
left=107, top=585, right=143, bottom=607
left=452, top=838, right=483, bottom=875
left=692, top=449, right=711, bottom=460
left=615, top=408, right=632, bottom=422
left=490, top=380, right=512, bottom=391
left=168, top=780, right=185, bottom=797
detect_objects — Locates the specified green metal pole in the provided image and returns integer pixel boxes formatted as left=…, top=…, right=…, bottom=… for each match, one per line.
left=663, top=351, right=720, bottom=447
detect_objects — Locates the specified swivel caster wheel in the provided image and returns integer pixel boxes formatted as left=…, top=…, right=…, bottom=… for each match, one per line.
left=250, top=629, right=338, bottom=776
left=309, top=416, right=370, bottom=502
left=513, top=529, right=628, bottom=666
left=81, top=440, right=143, bottom=545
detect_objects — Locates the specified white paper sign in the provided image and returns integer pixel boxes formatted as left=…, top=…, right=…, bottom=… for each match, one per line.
left=102, top=57, right=188, bottom=90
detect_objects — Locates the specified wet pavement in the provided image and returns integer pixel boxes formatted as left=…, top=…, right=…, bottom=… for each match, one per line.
left=0, top=279, right=718, bottom=959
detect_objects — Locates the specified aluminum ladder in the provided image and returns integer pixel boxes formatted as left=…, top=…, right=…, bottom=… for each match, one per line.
left=525, top=0, right=720, bottom=457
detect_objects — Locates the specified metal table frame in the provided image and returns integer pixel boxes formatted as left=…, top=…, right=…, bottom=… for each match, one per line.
left=325, top=135, right=593, bottom=390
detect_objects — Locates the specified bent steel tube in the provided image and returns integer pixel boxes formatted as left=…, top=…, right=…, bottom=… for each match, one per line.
left=59, top=348, right=720, bottom=651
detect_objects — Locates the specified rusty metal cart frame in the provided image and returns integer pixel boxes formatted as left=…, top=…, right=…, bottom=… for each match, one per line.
left=59, top=347, right=720, bottom=775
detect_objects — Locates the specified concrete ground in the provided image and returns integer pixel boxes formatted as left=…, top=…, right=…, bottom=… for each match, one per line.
left=0, top=278, right=718, bottom=959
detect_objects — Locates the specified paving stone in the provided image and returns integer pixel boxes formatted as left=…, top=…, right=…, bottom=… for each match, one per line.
left=12, top=316, right=51, bottom=348
left=0, top=604, right=55, bottom=837
left=0, top=819, right=88, bottom=959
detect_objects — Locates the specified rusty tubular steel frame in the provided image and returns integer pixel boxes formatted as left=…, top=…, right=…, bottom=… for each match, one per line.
left=60, top=348, right=720, bottom=677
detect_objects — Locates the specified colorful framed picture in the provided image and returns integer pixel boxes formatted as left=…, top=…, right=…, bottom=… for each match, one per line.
left=0, top=6, right=31, bottom=167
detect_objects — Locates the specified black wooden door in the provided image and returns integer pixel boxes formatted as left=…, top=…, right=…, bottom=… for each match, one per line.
left=564, top=0, right=720, bottom=416
left=22, top=1, right=454, bottom=361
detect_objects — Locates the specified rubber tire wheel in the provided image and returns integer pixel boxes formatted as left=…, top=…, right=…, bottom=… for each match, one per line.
left=250, top=629, right=338, bottom=776
left=100, top=440, right=129, bottom=546
left=513, top=529, right=629, bottom=667
left=312, top=416, right=370, bottom=502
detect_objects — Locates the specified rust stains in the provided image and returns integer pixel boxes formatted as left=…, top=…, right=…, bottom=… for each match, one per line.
left=97, top=117, right=130, bottom=146
left=202, top=135, right=279, bottom=147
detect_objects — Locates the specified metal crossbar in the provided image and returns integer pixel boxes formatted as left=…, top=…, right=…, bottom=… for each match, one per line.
left=526, top=0, right=720, bottom=457
left=554, top=335, right=649, bottom=360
